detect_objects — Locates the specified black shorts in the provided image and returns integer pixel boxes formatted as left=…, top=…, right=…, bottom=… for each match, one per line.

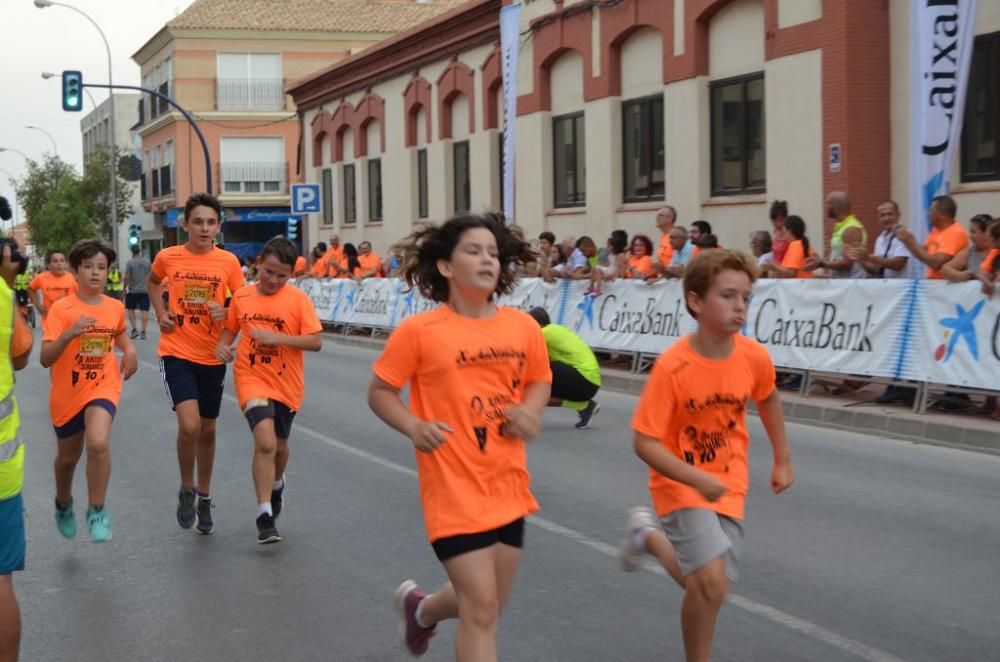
left=549, top=361, right=599, bottom=403
left=244, top=399, right=296, bottom=440
left=125, top=292, right=150, bottom=311
left=54, top=399, right=117, bottom=439
left=159, top=356, right=226, bottom=419
left=431, top=518, right=525, bottom=562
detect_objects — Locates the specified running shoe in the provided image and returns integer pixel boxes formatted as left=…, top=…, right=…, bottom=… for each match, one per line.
left=618, top=506, right=658, bottom=572
left=256, top=513, right=281, bottom=544
left=271, top=478, right=284, bottom=519
left=176, top=488, right=196, bottom=529
left=129, top=329, right=139, bottom=339
left=87, top=507, right=112, bottom=543
left=54, top=499, right=77, bottom=539
left=196, top=496, right=215, bottom=535
left=575, top=400, right=601, bottom=429
left=394, top=580, right=436, bottom=656
left=140, top=331, right=146, bottom=340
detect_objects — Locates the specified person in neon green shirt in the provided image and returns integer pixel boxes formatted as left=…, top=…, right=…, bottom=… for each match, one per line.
left=528, top=307, right=601, bottom=429
left=807, top=191, right=868, bottom=276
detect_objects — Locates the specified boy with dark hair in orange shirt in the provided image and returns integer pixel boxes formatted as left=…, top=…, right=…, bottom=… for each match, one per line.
left=40, top=240, right=138, bottom=543
left=148, top=193, right=244, bottom=535
left=369, top=213, right=551, bottom=661
left=618, top=249, right=794, bottom=662
left=215, top=237, right=322, bottom=544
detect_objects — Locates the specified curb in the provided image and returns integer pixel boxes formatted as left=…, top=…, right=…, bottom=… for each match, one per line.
left=322, top=330, right=999, bottom=457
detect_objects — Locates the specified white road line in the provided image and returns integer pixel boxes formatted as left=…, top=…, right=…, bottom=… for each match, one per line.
left=140, top=361, right=906, bottom=662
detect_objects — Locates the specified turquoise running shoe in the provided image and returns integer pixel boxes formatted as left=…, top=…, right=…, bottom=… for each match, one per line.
left=54, top=499, right=76, bottom=539
left=87, top=507, right=112, bottom=543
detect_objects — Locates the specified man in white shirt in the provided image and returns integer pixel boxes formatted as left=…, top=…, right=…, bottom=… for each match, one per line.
left=854, top=200, right=912, bottom=278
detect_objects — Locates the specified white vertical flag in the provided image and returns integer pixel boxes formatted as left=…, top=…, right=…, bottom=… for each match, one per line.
left=500, top=3, right=522, bottom=225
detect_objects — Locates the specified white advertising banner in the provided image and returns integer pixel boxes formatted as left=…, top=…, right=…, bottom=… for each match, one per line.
left=499, top=2, right=521, bottom=224
left=907, top=0, right=978, bottom=273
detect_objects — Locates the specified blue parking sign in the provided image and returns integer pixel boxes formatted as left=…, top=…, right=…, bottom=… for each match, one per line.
left=291, top=183, right=322, bottom=214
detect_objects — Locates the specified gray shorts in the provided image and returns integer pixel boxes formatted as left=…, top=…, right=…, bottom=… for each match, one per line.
left=660, top=508, right=744, bottom=583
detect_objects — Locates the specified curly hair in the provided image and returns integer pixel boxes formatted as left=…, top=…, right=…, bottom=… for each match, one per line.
left=394, top=212, right=534, bottom=303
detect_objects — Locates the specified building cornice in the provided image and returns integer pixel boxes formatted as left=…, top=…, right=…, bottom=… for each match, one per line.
left=137, top=111, right=298, bottom=138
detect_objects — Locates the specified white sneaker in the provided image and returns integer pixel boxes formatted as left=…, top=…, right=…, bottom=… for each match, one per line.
left=618, top=506, right=658, bottom=572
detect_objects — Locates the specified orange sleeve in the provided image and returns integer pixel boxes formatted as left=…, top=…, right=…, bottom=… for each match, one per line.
left=372, top=319, right=419, bottom=388
left=631, top=358, right=673, bottom=440
left=115, top=302, right=126, bottom=335
left=11, top=315, right=31, bottom=358
left=227, top=257, right=246, bottom=294
left=223, top=294, right=241, bottom=335
left=29, top=274, right=42, bottom=291
left=939, top=228, right=969, bottom=257
left=981, top=249, right=999, bottom=274
left=522, top=320, right=552, bottom=386
left=748, top=342, right=777, bottom=401
left=42, top=303, right=67, bottom=342
left=781, top=241, right=805, bottom=271
left=297, top=291, right=323, bottom=335
left=150, top=251, right=167, bottom=280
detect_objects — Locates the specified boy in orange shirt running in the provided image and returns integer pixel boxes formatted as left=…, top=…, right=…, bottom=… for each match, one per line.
left=148, top=193, right=244, bottom=535
left=215, top=237, right=322, bottom=544
left=369, top=213, right=551, bottom=661
left=30, top=250, right=78, bottom=322
left=618, top=249, right=794, bottom=662
left=40, top=240, right=138, bottom=543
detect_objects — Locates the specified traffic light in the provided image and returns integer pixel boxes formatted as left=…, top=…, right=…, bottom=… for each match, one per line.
left=128, top=223, right=140, bottom=247
left=287, top=218, right=299, bottom=241
left=62, top=70, right=83, bottom=112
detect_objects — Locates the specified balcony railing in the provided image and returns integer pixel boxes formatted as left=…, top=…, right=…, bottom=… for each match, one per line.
left=216, top=78, right=285, bottom=111
left=219, top=161, right=288, bottom=195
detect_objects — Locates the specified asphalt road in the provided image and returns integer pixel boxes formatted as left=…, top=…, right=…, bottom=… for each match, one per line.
left=12, top=324, right=1000, bottom=661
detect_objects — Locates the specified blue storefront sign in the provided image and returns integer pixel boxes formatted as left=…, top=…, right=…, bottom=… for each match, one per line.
left=166, top=206, right=302, bottom=228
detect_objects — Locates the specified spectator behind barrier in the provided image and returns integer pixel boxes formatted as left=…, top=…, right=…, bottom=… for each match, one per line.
left=940, top=213, right=993, bottom=283
left=761, top=215, right=812, bottom=278
left=749, top=231, right=773, bottom=267
left=654, top=206, right=677, bottom=272
left=854, top=200, right=912, bottom=278
left=559, top=237, right=597, bottom=280
left=625, top=235, right=656, bottom=279
left=661, top=227, right=693, bottom=279
left=769, top=200, right=790, bottom=263
left=896, top=195, right=969, bottom=279
left=589, top=230, right=629, bottom=295
left=806, top=191, right=867, bottom=276
left=976, top=220, right=1000, bottom=297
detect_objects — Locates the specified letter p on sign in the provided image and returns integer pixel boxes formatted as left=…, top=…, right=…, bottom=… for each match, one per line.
left=291, top=184, right=322, bottom=214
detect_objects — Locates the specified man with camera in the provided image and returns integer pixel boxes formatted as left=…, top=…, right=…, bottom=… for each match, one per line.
left=0, top=195, right=33, bottom=662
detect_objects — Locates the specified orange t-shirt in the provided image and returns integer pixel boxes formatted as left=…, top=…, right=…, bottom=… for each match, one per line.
left=657, top=234, right=674, bottom=267
left=43, top=295, right=126, bottom=426
left=981, top=248, right=1000, bottom=274
left=309, top=257, right=327, bottom=277
left=334, top=257, right=361, bottom=279
left=373, top=306, right=552, bottom=542
left=632, top=334, right=776, bottom=520
left=324, top=246, right=345, bottom=277
left=925, top=222, right=970, bottom=279
left=30, top=272, right=78, bottom=313
left=358, top=253, right=381, bottom=277
left=151, top=245, right=244, bottom=365
left=293, top=256, right=307, bottom=276
left=224, top=284, right=323, bottom=411
left=780, top=239, right=813, bottom=278
left=626, top=255, right=655, bottom=278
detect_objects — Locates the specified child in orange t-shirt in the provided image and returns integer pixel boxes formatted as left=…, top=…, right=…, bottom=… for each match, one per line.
left=368, top=213, right=551, bottom=659
left=40, top=240, right=138, bottom=543
left=976, top=220, right=1000, bottom=296
left=617, top=249, right=794, bottom=662
left=215, top=237, right=323, bottom=544
left=30, top=250, right=78, bottom=321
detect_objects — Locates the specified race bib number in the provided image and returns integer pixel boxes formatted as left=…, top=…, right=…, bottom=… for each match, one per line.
left=184, top=284, right=212, bottom=304
left=79, top=333, right=111, bottom=357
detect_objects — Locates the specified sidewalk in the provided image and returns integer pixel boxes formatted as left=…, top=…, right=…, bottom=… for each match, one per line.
left=323, top=332, right=1000, bottom=456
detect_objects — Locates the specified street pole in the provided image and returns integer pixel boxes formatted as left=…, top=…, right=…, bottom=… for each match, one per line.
left=35, top=0, right=118, bottom=252
left=24, top=125, right=58, bottom=157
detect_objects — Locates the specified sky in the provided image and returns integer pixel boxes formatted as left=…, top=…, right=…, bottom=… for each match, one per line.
left=0, top=0, right=197, bottom=220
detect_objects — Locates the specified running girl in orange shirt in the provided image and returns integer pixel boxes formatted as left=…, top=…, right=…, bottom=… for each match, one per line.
left=368, top=213, right=551, bottom=661
left=147, top=193, right=245, bottom=535
left=215, top=237, right=323, bottom=544
left=40, top=240, right=138, bottom=543
left=29, top=250, right=78, bottom=322
left=618, top=249, right=794, bottom=662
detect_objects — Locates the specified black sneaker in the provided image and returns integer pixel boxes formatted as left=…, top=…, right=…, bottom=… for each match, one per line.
left=256, top=513, right=281, bottom=544
left=271, top=483, right=284, bottom=520
left=575, top=400, right=601, bottom=429
left=129, top=329, right=139, bottom=339
left=139, top=331, right=146, bottom=340
left=196, top=497, right=215, bottom=535
left=176, top=488, right=196, bottom=529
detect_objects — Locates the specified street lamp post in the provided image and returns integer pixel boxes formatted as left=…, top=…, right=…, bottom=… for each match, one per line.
left=35, top=0, right=119, bottom=253
left=0, top=148, right=29, bottom=161
left=24, top=125, right=58, bottom=157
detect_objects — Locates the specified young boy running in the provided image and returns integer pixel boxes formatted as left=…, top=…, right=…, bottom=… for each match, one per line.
left=40, top=240, right=138, bottom=542
left=214, top=237, right=322, bottom=544
left=30, top=251, right=78, bottom=324
left=369, top=213, right=551, bottom=661
left=148, top=193, right=244, bottom=534
left=618, top=249, right=794, bottom=662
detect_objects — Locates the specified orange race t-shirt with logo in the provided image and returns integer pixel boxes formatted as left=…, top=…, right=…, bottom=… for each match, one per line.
left=925, top=222, right=969, bottom=279
left=981, top=248, right=1000, bottom=274
left=324, top=246, right=345, bottom=277
left=373, top=306, right=552, bottom=542
left=626, top=255, right=655, bottom=278
left=657, top=234, right=674, bottom=268
left=151, top=245, right=244, bottom=365
left=293, top=256, right=307, bottom=275
left=30, top=271, right=78, bottom=313
left=358, top=253, right=381, bottom=277
left=780, top=239, right=813, bottom=278
left=43, top=295, right=126, bottom=426
left=631, top=334, right=776, bottom=521
left=224, top=284, right=323, bottom=411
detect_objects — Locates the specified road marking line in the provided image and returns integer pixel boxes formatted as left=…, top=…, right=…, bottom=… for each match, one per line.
left=136, top=362, right=904, bottom=662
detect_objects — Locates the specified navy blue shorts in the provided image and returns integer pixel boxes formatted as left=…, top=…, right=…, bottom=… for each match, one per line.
left=160, top=356, right=226, bottom=420
left=0, top=493, right=25, bottom=574
left=54, top=399, right=117, bottom=439
left=244, top=399, right=296, bottom=440
left=125, top=292, right=150, bottom=311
